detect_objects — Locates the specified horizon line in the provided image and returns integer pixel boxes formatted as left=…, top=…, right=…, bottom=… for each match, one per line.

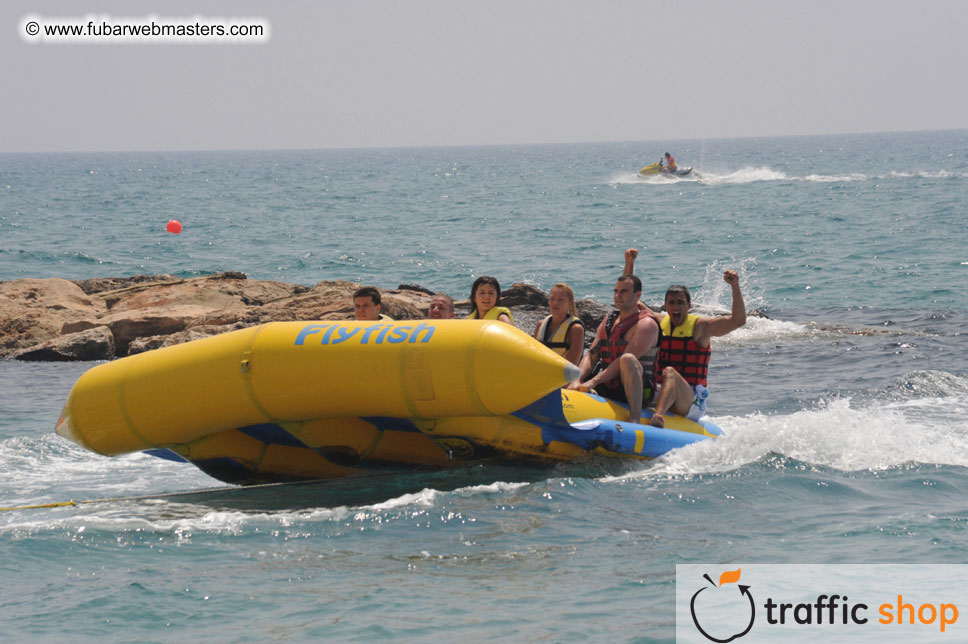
left=2, top=127, right=966, bottom=157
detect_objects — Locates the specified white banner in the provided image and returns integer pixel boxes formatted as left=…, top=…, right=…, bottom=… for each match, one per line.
left=677, top=564, right=964, bottom=643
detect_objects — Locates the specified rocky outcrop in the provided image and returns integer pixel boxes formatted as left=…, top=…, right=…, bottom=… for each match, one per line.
left=12, top=326, right=116, bottom=362
left=0, top=278, right=107, bottom=355
left=3, top=273, right=610, bottom=362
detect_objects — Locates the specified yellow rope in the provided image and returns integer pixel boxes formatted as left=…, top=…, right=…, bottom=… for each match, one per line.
left=0, top=500, right=80, bottom=512
left=0, top=477, right=357, bottom=513
left=1, top=464, right=460, bottom=514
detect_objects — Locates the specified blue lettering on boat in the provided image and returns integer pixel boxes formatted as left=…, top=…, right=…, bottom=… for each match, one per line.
left=294, top=324, right=330, bottom=345
left=409, top=322, right=434, bottom=343
left=331, top=326, right=361, bottom=344
left=294, top=322, right=435, bottom=346
left=386, top=325, right=412, bottom=344
left=359, top=324, right=384, bottom=344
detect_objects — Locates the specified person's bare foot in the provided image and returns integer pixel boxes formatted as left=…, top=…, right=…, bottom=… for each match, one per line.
left=649, top=414, right=665, bottom=427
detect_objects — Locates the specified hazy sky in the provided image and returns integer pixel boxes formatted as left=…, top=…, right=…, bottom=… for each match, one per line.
left=4, top=0, right=967, bottom=153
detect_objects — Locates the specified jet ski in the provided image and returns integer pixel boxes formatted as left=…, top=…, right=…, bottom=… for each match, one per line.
left=639, top=162, right=693, bottom=177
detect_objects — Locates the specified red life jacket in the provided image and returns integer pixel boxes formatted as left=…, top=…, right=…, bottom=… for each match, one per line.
left=656, top=313, right=710, bottom=386
left=596, top=309, right=661, bottom=389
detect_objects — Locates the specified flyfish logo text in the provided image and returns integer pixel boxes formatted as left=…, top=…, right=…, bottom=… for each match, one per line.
left=294, top=322, right=435, bottom=346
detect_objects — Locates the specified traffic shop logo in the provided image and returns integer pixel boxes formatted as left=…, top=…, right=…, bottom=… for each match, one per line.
left=690, top=568, right=755, bottom=643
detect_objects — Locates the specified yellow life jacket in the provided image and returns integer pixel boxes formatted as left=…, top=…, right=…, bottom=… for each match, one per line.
left=468, top=306, right=513, bottom=323
left=535, top=314, right=582, bottom=357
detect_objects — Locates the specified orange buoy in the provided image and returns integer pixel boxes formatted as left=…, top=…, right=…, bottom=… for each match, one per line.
left=166, top=219, right=182, bottom=234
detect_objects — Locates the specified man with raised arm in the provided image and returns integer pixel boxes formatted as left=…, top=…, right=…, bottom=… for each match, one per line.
left=566, top=273, right=661, bottom=424
left=649, top=272, right=746, bottom=426
left=624, top=248, right=747, bottom=427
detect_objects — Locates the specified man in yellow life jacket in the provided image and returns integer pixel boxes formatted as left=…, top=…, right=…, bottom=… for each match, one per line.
left=650, top=270, right=746, bottom=427
left=622, top=250, right=747, bottom=426
left=566, top=274, right=661, bottom=424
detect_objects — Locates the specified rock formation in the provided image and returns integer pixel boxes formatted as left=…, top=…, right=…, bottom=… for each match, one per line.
left=0, top=273, right=605, bottom=362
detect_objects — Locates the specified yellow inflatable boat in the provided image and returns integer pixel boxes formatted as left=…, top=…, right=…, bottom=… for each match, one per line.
left=56, top=320, right=721, bottom=484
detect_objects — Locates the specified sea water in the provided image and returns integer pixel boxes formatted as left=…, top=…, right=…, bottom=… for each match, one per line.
left=1, top=131, right=967, bottom=642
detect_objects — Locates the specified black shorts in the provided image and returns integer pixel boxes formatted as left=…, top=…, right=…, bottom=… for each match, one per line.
left=594, top=380, right=654, bottom=408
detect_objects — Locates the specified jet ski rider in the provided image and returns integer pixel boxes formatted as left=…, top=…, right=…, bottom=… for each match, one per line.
left=660, top=152, right=677, bottom=173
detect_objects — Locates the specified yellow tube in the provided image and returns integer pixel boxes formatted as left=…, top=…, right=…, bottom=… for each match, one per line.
left=56, top=320, right=577, bottom=456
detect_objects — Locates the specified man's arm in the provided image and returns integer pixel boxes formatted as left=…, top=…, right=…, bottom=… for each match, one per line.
left=580, top=315, right=658, bottom=391
left=580, top=347, right=620, bottom=391
left=567, top=320, right=603, bottom=389
left=623, top=248, right=637, bottom=276
left=695, top=270, right=747, bottom=344
left=622, top=315, right=659, bottom=361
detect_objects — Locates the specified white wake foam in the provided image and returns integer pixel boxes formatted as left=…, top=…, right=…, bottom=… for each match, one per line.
left=0, top=471, right=533, bottom=535
left=699, top=166, right=792, bottom=184
left=610, top=166, right=968, bottom=186
left=607, top=172, right=698, bottom=185
left=0, top=434, right=213, bottom=508
left=610, top=381, right=968, bottom=482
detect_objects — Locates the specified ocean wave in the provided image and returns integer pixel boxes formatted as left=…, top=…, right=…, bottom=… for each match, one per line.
left=607, top=172, right=700, bottom=185
left=0, top=504, right=349, bottom=537
left=700, top=167, right=874, bottom=184
left=451, top=480, right=531, bottom=496
left=877, top=370, right=968, bottom=401
left=715, top=316, right=811, bottom=344
left=801, top=173, right=868, bottom=183
left=715, top=316, right=920, bottom=346
left=0, top=464, right=538, bottom=535
left=608, top=376, right=968, bottom=481
left=361, top=488, right=440, bottom=511
left=887, top=170, right=968, bottom=180
left=610, top=166, right=968, bottom=187
left=59, top=250, right=124, bottom=267
left=700, top=167, right=792, bottom=184
left=0, top=434, right=213, bottom=510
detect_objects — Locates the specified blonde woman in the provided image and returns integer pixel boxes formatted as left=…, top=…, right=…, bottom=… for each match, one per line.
left=533, top=283, right=585, bottom=365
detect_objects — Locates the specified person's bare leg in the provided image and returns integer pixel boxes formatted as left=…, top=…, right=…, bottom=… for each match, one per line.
left=650, top=367, right=693, bottom=427
left=619, top=354, right=643, bottom=423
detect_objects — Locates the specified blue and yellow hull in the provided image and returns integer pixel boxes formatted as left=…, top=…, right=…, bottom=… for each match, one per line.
left=56, top=320, right=721, bottom=485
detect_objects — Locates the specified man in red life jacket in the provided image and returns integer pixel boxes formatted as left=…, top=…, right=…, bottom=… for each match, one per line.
left=650, top=271, right=746, bottom=427
left=566, top=274, right=661, bottom=424
left=622, top=250, right=747, bottom=427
